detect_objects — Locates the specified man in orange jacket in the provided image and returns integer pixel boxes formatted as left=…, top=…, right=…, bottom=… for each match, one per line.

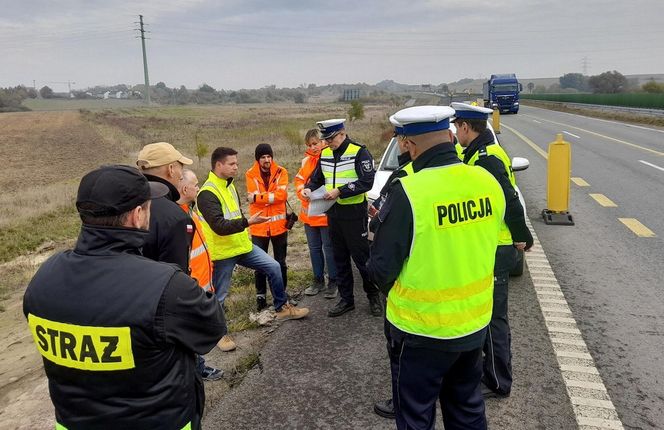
left=246, top=144, right=290, bottom=311
left=178, top=169, right=237, bottom=353
left=295, top=129, right=338, bottom=298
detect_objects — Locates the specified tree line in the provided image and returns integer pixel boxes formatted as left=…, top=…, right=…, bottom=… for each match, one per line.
left=526, top=71, right=664, bottom=95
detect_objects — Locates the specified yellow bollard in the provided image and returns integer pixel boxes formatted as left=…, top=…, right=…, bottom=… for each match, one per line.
left=492, top=109, right=501, bottom=134
left=542, top=133, right=574, bottom=225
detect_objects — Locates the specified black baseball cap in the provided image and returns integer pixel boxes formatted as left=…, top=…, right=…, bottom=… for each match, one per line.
left=76, top=165, right=168, bottom=217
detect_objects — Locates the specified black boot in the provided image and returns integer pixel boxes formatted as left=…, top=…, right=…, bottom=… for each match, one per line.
left=327, top=299, right=355, bottom=317
left=368, top=295, right=383, bottom=317
left=256, top=295, right=268, bottom=312
left=373, top=398, right=395, bottom=419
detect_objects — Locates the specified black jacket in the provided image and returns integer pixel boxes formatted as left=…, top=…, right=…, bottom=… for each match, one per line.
left=23, top=225, right=226, bottom=429
left=142, top=174, right=194, bottom=272
left=462, top=129, right=533, bottom=248
left=305, top=136, right=375, bottom=219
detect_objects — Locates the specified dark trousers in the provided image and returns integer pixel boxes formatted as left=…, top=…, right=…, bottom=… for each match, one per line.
left=483, top=244, right=517, bottom=395
left=388, top=323, right=487, bottom=430
left=252, top=232, right=288, bottom=297
left=328, top=215, right=377, bottom=305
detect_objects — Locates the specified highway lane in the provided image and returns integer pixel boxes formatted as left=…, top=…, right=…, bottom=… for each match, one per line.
left=500, top=105, right=664, bottom=429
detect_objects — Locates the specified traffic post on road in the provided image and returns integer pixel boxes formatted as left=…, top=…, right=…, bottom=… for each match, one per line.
left=492, top=109, right=501, bottom=134
left=542, top=133, right=574, bottom=225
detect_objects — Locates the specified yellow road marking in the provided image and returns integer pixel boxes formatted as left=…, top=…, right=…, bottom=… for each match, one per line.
left=524, top=116, right=664, bottom=156
left=500, top=123, right=548, bottom=159
left=589, top=193, right=617, bottom=207
left=619, top=218, right=656, bottom=237
left=571, top=177, right=590, bottom=187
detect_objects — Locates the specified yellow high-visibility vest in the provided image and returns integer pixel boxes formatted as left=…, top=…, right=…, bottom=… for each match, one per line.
left=320, top=143, right=365, bottom=205
left=386, top=163, right=505, bottom=339
left=197, top=172, right=252, bottom=261
left=467, top=144, right=516, bottom=246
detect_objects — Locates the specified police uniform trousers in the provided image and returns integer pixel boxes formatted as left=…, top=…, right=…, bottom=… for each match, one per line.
left=482, top=244, right=518, bottom=395
left=387, top=322, right=487, bottom=430
left=328, top=214, right=377, bottom=305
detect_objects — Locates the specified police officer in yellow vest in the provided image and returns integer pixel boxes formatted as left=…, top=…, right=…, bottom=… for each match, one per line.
left=23, top=165, right=227, bottom=429
left=451, top=102, right=533, bottom=399
left=368, top=106, right=506, bottom=430
left=197, top=147, right=309, bottom=322
left=303, top=119, right=380, bottom=317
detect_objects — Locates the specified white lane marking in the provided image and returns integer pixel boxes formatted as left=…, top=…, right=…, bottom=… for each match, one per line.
left=522, top=107, right=664, bottom=135
left=533, top=119, right=542, bottom=124
left=563, top=131, right=581, bottom=139
left=639, top=160, right=664, bottom=172
left=524, top=218, right=624, bottom=429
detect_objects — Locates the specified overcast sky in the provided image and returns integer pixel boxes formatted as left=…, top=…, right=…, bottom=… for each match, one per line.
left=1, top=0, right=663, bottom=92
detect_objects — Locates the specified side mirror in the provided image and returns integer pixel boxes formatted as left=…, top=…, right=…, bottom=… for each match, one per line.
left=518, top=83, right=523, bottom=93
left=512, top=157, right=529, bottom=172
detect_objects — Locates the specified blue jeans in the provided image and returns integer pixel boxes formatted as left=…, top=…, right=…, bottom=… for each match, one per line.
left=304, top=224, right=337, bottom=283
left=213, top=245, right=287, bottom=310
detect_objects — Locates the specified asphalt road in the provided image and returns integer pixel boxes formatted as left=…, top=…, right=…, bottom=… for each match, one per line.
left=500, top=105, right=664, bottom=429
left=204, top=106, right=663, bottom=429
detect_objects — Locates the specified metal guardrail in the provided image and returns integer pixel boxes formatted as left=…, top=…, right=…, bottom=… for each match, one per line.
left=525, top=100, right=664, bottom=117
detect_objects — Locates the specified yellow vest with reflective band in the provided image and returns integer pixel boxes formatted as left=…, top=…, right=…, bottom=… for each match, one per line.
left=401, top=161, right=414, bottom=176
left=320, top=143, right=366, bottom=205
left=197, top=171, right=252, bottom=260
left=386, top=163, right=506, bottom=339
left=467, top=144, right=516, bottom=246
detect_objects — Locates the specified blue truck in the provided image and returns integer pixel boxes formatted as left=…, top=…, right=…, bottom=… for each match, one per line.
left=483, top=74, right=523, bottom=114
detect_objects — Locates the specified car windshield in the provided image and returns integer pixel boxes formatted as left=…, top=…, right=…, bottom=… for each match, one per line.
left=381, top=137, right=401, bottom=171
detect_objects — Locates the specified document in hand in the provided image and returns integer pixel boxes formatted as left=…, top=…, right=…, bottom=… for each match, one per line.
left=307, top=186, right=336, bottom=217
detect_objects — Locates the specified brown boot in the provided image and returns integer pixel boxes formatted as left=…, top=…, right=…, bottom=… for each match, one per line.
left=217, top=335, right=236, bottom=352
left=275, top=303, right=309, bottom=320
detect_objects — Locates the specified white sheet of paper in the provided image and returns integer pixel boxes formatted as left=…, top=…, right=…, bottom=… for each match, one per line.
left=307, top=186, right=336, bottom=216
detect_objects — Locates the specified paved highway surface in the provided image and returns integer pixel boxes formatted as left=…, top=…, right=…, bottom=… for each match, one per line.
left=204, top=105, right=663, bottom=429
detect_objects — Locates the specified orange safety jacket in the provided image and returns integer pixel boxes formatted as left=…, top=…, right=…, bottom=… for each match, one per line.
left=179, top=203, right=214, bottom=292
left=245, top=161, right=289, bottom=237
left=295, top=147, right=328, bottom=227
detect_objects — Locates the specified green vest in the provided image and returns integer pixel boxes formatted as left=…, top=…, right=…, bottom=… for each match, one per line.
left=320, top=143, right=365, bottom=205
left=386, top=163, right=506, bottom=339
left=467, top=144, right=516, bottom=246
left=197, top=172, right=252, bottom=260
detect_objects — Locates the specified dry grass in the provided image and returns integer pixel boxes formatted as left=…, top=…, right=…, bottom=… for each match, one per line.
left=0, top=102, right=395, bottom=318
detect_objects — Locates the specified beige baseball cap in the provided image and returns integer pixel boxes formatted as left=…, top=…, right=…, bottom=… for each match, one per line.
left=136, top=142, right=193, bottom=168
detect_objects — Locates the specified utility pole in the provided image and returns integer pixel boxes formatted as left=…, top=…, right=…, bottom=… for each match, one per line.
left=582, top=56, right=590, bottom=75
left=138, top=15, right=151, bottom=105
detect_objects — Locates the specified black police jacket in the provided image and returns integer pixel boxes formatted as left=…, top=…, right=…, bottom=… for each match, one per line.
left=142, top=174, right=194, bottom=272
left=23, top=225, right=226, bottom=430
left=305, top=136, right=375, bottom=219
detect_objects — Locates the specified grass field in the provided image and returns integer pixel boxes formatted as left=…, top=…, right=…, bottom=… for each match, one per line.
left=0, top=102, right=395, bottom=317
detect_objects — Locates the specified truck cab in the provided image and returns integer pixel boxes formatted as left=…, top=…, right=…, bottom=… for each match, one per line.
left=483, top=74, right=523, bottom=114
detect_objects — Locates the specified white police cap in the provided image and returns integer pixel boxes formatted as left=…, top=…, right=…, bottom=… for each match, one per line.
left=389, top=115, right=404, bottom=136
left=392, top=105, right=455, bottom=136
left=317, top=118, right=346, bottom=139
left=450, top=102, right=493, bottom=121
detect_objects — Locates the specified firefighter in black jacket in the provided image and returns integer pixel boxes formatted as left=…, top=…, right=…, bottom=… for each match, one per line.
left=23, top=165, right=226, bottom=430
left=451, top=102, right=534, bottom=398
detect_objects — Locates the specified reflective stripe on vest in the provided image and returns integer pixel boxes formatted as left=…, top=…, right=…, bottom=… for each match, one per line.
left=467, top=144, right=516, bottom=246
left=320, top=144, right=365, bottom=205
left=197, top=172, right=252, bottom=261
left=386, top=163, right=506, bottom=339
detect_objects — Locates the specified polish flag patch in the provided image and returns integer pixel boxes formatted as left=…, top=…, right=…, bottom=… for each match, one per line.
left=186, top=224, right=194, bottom=233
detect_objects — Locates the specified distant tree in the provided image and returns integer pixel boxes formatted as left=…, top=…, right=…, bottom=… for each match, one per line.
left=175, top=85, right=190, bottom=104
left=588, top=71, right=627, bottom=93
left=548, top=83, right=562, bottom=93
left=559, top=73, right=588, bottom=91
left=39, top=85, right=54, bottom=99
left=155, top=81, right=167, bottom=90
left=347, top=100, right=365, bottom=122
left=527, top=82, right=535, bottom=93
left=198, top=83, right=216, bottom=93
left=293, top=92, right=306, bottom=104
left=642, top=80, right=664, bottom=93
left=439, top=84, right=449, bottom=94
left=533, top=85, right=547, bottom=94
